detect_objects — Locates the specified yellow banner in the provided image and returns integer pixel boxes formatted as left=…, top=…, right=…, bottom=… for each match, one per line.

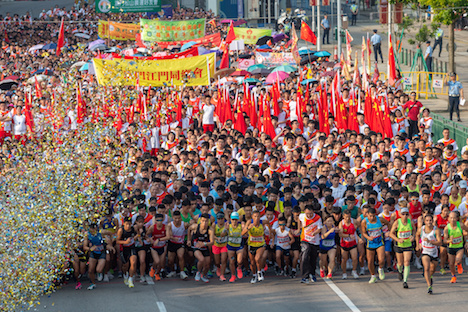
left=93, top=53, right=216, bottom=87
left=98, top=20, right=140, bottom=41
left=233, top=27, right=272, bottom=45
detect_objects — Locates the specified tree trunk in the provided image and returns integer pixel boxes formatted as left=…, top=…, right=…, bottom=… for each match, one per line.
left=449, top=21, right=455, bottom=73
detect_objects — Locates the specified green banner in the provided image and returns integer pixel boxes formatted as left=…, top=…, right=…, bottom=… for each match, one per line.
left=234, top=27, right=272, bottom=45
left=140, top=18, right=206, bottom=42
left=95, top=0, right=161, bottom=13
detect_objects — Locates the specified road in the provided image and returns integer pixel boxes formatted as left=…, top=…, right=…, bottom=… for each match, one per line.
left=39, top=268, right=468, bottom=312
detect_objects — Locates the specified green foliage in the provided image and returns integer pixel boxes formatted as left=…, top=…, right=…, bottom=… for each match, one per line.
left=408, top=24, right=434, bottom=46
left=398, top=16, right=414, bottom=29
left=419, top=0, right=466, bottom=25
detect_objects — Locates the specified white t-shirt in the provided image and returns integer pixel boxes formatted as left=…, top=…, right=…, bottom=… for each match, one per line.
left=299, top=213, right=322, bottom=245
left=13, top=114, right=27, bottom=135
left=67, top=110, right=77, bottom=130
left=202, top=103, right=215, bottom=125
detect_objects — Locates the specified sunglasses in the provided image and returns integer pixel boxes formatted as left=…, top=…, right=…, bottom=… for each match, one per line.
left=155, top=219, right=163, bottom=222
left=401, top=213, right=409, bottom=215
left=279, top=223, right=286, bottom=226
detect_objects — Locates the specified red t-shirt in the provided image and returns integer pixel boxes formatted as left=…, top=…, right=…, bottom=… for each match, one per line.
left=403, top=101, right=423, bottom=121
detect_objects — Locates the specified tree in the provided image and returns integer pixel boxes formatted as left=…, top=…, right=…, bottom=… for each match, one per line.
left=418, top=0, right=466, bottom=72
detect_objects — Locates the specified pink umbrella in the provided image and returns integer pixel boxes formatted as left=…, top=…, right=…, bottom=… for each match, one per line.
left=265, top=71, right=289, bottom=84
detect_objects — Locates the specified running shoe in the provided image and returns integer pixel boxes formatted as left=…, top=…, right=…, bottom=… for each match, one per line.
left=258, top=271, right=264, bottom=282
left=195, top=272, right=201, bottom=282
left=378, top=268, right=385, bottom=280
left=342, top=273, right=348, bottom=280
left=359, top=267, right=365, bottom=275
left=326, top=273, right=332, bottom=279
left=155, top=274, right=161, bottom=281
left=428, top=286, right=433, bottom=294
left=166, top=271, right=176, bottom=278
left=264, top=265, right=268, bottom=272
left=97, top=273, right=103, bottom=282
left=87, top=284, right=96, bottom=290
left=415, top=258, right=423, bottom=269
left=450, top=276, right=457, bottom=283
left=180, top=271, right=188, bottom=280
left=103, top=274, right=109, bottom=283
left=237, top=268, right=243, bottom=279
left=107, top=273, right=114, bottom=280
left=403, top=282, right=408, bottom=289
left=219, top=275, right=227, bottom=281
left=320, top=269, right=325, bottom=278
left=352, top=270, right=359, bottom=279
left=440, top=268, right=446, bottom=275
left=207, top=270, right=214, bottom=278
left=75, top=282, right=82, bottom=290
left=128, top=278, right=134, bottom=288
left=369, top=276, right=377, bottom=284
left=301, top=278, right=310, bottom=284
left=124, top=273, right=129, bottom=285
left=229, top=275, right=236, bottom=283
left=309, top=275, right=317, bottom=283
left=251, top=275, right=258, bottom=284
left=150, top=267, right=155, bottom=278
left=398, top=270, right=403, bottom=281
left=386, top=266, right=393, bottom=272
left=279, top=270, right=285, bottom=276
left=457, top=263, right=463, bottom=275
left=275, top=266, right=281, bottom=275
left=140, top=275, right=146, bottom=283
left=216, top=267, right=221, bottom=277
left=290, top=269, right=296, bottom=279
left=201, top=275, right=209, bottom=283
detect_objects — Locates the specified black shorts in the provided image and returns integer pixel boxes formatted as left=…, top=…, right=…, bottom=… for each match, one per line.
left=422, top=254, right=439, bottom=262
left=151, top=247, right=165, bottom=256
left=249, top=245, right=265, bottom=255
left=291, top=238, right=301, bottom=251
left=193, top=248, right=210, bottom=257
left=319, top=247, right=336, bottom=254
left=341, top=245, right=357, bottom=252
left=167, top=242, right=184, bottom=253
left=136, top=245, right=150, bottom=253
left=90, top=251, right=106, bottom=260
left=394, top=245, right=413, bottom=253
left=266, top=244, right=275, bottom=252
left=448, top=247, right=464, bottom=256
left=75, top=249, right=87, bottom=262
left=120, top=247, right=137, bottom=264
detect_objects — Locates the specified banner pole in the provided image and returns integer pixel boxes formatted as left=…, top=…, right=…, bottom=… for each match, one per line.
left=206, top=55, right=211, bottom=86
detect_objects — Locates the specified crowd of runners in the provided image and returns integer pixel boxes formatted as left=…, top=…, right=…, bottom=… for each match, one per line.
left=1, top=1, right=468, bottom=300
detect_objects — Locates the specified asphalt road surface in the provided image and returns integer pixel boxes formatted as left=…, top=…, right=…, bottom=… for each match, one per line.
left=38, top=268, right=468, bottom=312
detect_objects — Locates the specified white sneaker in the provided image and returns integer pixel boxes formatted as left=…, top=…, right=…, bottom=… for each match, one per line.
left=124, top=273, right=129, bottom=285
left=352, top=270, right=359, bottom=279
left=258, top=272, right=264, bottom=282
left=107, top=273, right=114, bottom=280
left=180, top=271, right=188, bottom=280
left=359, top=267, right=365, bottom=275
left=250, top=275, right=258, bottom=284
left=103, top=274, right=109, bottom=283
left=140, top=275, right=146, bottom=283
left=167, top=271, right=176, bottom=278
left=195, top=272, right=201, bottom=282
left=200, top=275, right=209, bottom=283
left=97, top=273, right=103, bottom=282
left=369, top=276, right=377, bottom=284
left=415, top=258, right=423, bottom=270
left=346, top=259, right=353, bottom=270
left=87, top=284, right=96, bottom=290
left=128, top=277, right=134, bottom=288
left=342, top=273, right=348, bottom=280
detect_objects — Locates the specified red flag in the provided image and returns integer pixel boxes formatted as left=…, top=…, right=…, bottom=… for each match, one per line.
left=56, top=17, right=65, bottom=56
left=300, top=20, right=317, bottom=45
left=347, top=94, right=359, bottom=132
left=318, top=83, right=330, bottom=135
left=226, top=22, right=236, bottom=44
left=290, top=23, right=301, bottom=65
left=35, top=76, right=43, bottom=98
left=364, top=91, right=373, bottom=128
left=219, top=42, right=229, bottom=69
left=372, top=64, right=380, bottom=83
left=388, top=34, right=397, bottom=86
left=24, top=91, right=34, bottom=132
left=76, top=85, right=85, bottom=124
left=4, top=30, right=9, bottom=43
left=262, top=101, right=277, bottom=139
left=208, top=19, right=217, bottom=29
left=234, top=109, right=246, bottom=134
left=135, top=33, right=146, bottom=48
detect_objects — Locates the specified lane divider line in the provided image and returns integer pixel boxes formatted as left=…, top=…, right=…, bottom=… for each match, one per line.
left=322, top=278, right=361, bottom=312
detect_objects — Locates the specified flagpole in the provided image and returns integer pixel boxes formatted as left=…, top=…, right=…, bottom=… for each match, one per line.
left=206, top=55, right=211, bottom=86
left=317, top=4, right=321, bottom=51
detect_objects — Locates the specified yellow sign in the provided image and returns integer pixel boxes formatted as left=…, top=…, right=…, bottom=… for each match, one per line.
left=233, top=28, right=272, bottom=45
left=93, top=53, right=216, bottom=87
left=98, top=20, right=140, bottom=41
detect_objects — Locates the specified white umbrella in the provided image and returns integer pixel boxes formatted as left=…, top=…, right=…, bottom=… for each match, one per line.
left=27, top=74, right=48, bottom=84
left=70, top=61, right=86, bottom=69
left=74, top=33, right=91, bottom=39
left=29, top=44, right=44, bottom=53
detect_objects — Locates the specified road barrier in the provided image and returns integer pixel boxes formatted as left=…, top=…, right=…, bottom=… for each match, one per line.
left=400, top=71, right=458, bottom=99
left=431, top=113, right=468, bottom=150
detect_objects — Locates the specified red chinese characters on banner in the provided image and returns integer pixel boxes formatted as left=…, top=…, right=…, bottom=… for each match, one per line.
left=380, top=0, right=388, bottom=24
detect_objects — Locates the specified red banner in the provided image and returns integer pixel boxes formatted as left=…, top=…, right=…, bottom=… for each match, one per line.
left=154, top=33, right=221, bottom=49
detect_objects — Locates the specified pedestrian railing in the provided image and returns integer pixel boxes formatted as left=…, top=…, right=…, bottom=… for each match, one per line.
left=399, top=48, right=448, bottom=74
left=431, top=113, right=468, bottom=150
left=400, top=71, right=458, bottom=99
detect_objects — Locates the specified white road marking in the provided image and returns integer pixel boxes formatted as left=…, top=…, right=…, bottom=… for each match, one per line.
left=323, top=278, right=361, bottom=312
left=157, top=301, right=167, bottom=312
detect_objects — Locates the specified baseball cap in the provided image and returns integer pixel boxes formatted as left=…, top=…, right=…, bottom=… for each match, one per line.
left=216, top=212, right=225, bottom=219
left=255, top=183, right=265, bottom=189
left=400, top=208, right=409, bottom=213
left=230, top=212, right=240, bottom=220
left=460, top=180, right=468, bottom=189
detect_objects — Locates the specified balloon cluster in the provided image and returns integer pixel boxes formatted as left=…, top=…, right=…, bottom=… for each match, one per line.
left=0, top=121, right=110, bottom=310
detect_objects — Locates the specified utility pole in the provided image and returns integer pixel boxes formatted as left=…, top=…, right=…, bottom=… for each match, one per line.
left=337, top=0, right=342, bottom=59
left=317, top=3, right=321, bottom=51
left=388, top=1, right=392, bottom=73
left=268, top=0, right=271, bottom=25
left=312, top=6, right=315, bottom=32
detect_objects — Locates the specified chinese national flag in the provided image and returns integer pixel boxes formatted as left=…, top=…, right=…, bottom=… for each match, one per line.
left=234, top=109, right=246, bottom=134
left=225, top=22, right=236, bottom=44
left=300, top=21, right=317, bottom=45
left=56, top=17, right=65, bottom=56
left=35, top=76, right=43, bottom=98
left=219, top=43, right=230, bottom=69
left=388, top=34, right=397, bottom=86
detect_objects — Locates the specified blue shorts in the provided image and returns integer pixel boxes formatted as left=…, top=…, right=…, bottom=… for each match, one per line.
left=275, top=246, right=290, bottom=257
left=384, top=240, right=393, bottom=253
left=227, top=244, right=244, bottom=252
